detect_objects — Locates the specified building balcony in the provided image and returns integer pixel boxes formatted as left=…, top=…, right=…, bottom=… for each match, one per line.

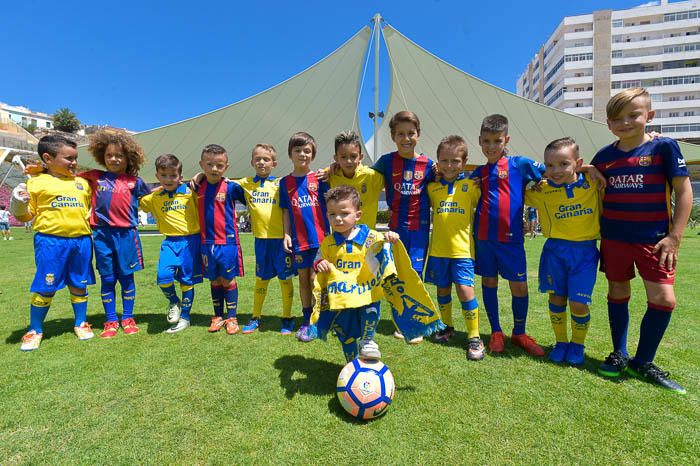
left=564, top=106, right=593, bottom=115
left=563, top=91, right=593, bottom=100
left=564, top=60, right=593, bottom=71
left=652, top=99, right=700, bottom=110
left=612, top=65, right=700, bottom=82
left=564, top=30, right=593, bottom=41
left=611, top=18, right=700, bottom=35
left=612, top=50, right=700, bottom=66
left=564, top=45, right=593, bottom=55
left=650, top=116, right=700, bottom=125
left=646, top=83, right=700, bottom=94
left=612, top=34, right=700, bottom=50
left=564, top=75, right=593, bottom=85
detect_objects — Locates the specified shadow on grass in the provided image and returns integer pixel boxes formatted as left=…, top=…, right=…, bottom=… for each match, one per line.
left=5, top=318, right=78, bottom=344
left=273, top=355, right=344, bottom=399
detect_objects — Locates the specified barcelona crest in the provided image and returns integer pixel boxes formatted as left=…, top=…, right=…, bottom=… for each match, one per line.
left=639, top=155, right=652, bottom=167
left=308, top=182, right=318, bottom=192
left=498, top=170, right=508, bottom=179
left=216, top=192, right=226, bottom=202
left=415, top=171, right=423, bottom=181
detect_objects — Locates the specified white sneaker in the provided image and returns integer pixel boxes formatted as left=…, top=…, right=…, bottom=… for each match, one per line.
left=408, top=335, right=424, bottom=344
left=165, top=318, right=190, bottom=334
left=358, top=339, right=381, bottom=360
left=167, top=302, right=181, bottom=324
left=20, top=330, right=43, bottom=351
left=9, top=237, right=13, bottom=240
left=74, top=322, right=95, bottom=341
left=393, top=330, right=404, bottom=340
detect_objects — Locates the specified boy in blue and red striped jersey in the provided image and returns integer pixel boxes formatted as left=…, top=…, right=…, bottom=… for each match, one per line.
left=196, top=144, right=247, bottom=335
left=372, top=111, right=435, bottom=344
left=593, top=88, right=691, bottom=393
left=279, top=132, right=329, bottom=342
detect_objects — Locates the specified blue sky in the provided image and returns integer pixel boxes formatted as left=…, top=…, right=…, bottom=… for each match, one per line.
left=4, top=0, right=653, bottom=138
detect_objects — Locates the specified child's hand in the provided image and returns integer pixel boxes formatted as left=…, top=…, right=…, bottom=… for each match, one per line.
left=283, top=234, right=293, bottom=253
left=188, top=172, right=205, bottom=191
left=529, top=180, right=545, bottom=192
left=580, top=165, right=606, bottom=190
left=328, top=162, right=341, bottom=175
left=654, top=234, right=681, bottom=270
left=315, top=259, right=332, bottom=274
left=13, top=183, right=29, bottom=203
left=24, top=163, right=45, bottom=176
left=315, top=168, right=330, bottom=182
left=10, top=183, right=30, bottom=218
left=648, top=130, right=663, bottom=139
left=384, top=231, right=400, bottom=243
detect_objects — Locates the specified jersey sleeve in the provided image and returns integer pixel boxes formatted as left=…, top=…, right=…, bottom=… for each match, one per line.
left=516, top=156, right=545, bottom=183
left=469, top=166, right=482, bottom=180
left=228, top=180, right=246, bottom=203
left=660, top=138, right=690, bottom=180
left=372, top=153, right=388, bottom=174
left=524, top=185, right=545, bottom=211
left=425, top=158, right=436, bottom=183
left=369, top=168, right=385, bottom=193
left=278, top=178, right=289, bottom=210
left=139, top=192, right=154, bottom=213
left=467, top=178, right=481, bottom=202
left=135, top=177, right=152, bottom=199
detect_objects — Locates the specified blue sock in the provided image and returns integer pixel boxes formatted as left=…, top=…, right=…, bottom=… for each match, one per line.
left=512, top=295, right=529, bottom=336
left=180, top=285, right=194, bottom=320
left=29, top=293, right=53, bottom=333
left=482, top=285, right=501, bottom=333
left=101, top=279, right=118, bottom=323
left=608, top=296, right=630, bottom=357
left=211, top=285, right=224, bottom=317
left=340, top=337, right=358, bottom=362
left=70, top=290, right=89, bottom=326
left=119, top=274, right=136, bottom=320
left=633, top=303, right=673, bottom=365
left=302, top=306, right=312, bottom=326
left=160, top=283, right=179, bottom=305
left=224, top=283, right=238, bottom=318
left=359, top=303, right=380, bottom=341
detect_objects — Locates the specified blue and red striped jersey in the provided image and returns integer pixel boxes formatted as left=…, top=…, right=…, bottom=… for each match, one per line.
left=591, top=137, right=689, bottom=244
left=372, top=152, right=435, bottom=231
left=278, top=172, right=329, bottom=253
left=470, top=155, right=544, bottom=243
left=80, top=170, right=151, bottom=228
left=196, top=178, right=246, bottom=245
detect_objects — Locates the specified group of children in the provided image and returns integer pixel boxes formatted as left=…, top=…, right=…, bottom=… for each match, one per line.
left=11, top=87, right=692, bottom=394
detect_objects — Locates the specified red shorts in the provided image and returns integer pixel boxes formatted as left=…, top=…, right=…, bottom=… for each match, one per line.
left=600, top=239, right=675, bottom=284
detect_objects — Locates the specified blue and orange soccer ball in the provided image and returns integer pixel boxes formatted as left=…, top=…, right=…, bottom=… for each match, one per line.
left=336, top=359, right=395, bottom=420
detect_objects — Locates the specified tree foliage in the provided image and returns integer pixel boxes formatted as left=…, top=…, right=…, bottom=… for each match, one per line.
left=53, top=108, right=80, bottom=133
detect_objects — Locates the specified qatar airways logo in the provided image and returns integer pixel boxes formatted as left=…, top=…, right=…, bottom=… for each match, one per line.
left=393, top=181, right=421, bottom=196
left=608, top=174, right=644, bottom=190
left=291, top=194, right=319, bottom=209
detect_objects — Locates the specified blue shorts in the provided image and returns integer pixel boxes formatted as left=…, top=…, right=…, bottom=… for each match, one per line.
left=424, top=257, right=475, bottom=288
left=93, top=226, right=144, bottom=280
left=202, top=243, right=243, bottom=281
left=396, top=227, right=429, bottom=274
left=474, top=239, right=527, bottom=282
left=31, top=233, right=95, bottom=293
left=316, top=301, right=381, bottom=341
left=157, top=234, right=203, bottom=286
left=255, top=238, right=296, bottom=280
left=293, top=248, right=318, bottom=271
left=539, top=239, right=599, bottom=305
left=0, top=222, right=9, bottom=231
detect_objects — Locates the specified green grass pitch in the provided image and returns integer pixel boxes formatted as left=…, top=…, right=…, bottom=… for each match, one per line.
left=0, top=229, right=698, bottom=464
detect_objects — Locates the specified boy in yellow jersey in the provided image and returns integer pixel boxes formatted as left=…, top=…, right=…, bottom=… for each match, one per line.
left=327, top=131, right=385, bottom=229
left=139, top=154, right=202, bottom=333
left=11, top=135, right=95, bottom=351
left=525, top=137, right=601, bottom=365
left=233, top=144, right=296, bottom=334
left=425, top=135, right=485, bottom=360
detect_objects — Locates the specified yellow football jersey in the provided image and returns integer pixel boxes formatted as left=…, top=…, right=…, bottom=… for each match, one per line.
left=329, top=164, right=384, bottom=229
left=427, top=175, right=481, bottom=258
left=233, top=176, right=284, bottom=239
left=139, top=184, right=200, bottom=236
left=22, top=173, right=92, bottom=237
left=525, top=173, right=601, bottom=241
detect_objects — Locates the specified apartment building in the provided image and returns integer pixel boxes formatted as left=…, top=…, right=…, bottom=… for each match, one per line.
left=516, top=0, right=700, bottom=143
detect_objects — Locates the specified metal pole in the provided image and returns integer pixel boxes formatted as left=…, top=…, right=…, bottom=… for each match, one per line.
left=373, top=13, right=381, bottom=161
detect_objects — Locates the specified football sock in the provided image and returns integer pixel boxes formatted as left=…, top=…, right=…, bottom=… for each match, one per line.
left=340, top=337, right=357, bottom=362
left=461, top=298, right=480, bottom=339
left=548, top=302, right=568, bottom=342
left=180, top=285, right=194, bottom=320
left=119, top=274, right=136, bottom=320
left=437, top=294, right=453, bottom=327
left=632, top=302, right=673, bottom=365
left=279, top=279, right=294, bottom=318
left=211, top=285, right=225, bottom=317
left=101, top=279, right=118, bottom=323
left=70, top=290, right=89, bottom=326
left=29, top=292, right=53, bottom=334
left=224, top=282, right=238, bottom=318
left=512, top=295, right=529, bottom=336
left=302, top=307, right=313, bottom=326
left=607, top=295, right=630, bottom=357
left=159, top=282, right=180, bottom=305
left=570, top=308, right=591, bottom=345
left=482, top=285, right=501, bottom=333
left=252, top=278, right=270, bottom=319
left=360, top=303, right=380, bottom=341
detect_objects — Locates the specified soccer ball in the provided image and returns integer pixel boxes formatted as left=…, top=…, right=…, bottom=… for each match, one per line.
left=336, top=358, right=395, bottom=420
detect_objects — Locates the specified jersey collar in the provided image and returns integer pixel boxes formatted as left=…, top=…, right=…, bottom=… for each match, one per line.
left=439, top=172, right=466, bottom=186
left=253, top=175, right=275, bottom=185
left=333, top=224, right=370, bottom=247
left=546, top=173, right=585, bottom=189
left=159, top=183, right=189, bottom=197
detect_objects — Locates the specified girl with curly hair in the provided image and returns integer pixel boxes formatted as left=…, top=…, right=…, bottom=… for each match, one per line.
left=82, top=129, right=151, bottom=338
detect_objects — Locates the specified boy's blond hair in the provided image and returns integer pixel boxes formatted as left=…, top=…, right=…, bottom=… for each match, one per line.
left=252, top=143, right=276, bottom=160
left=606, top=88, right=651, bottom=119
left=437, top=135, right=468, bottom=162
left=544, top=137, right=580, bottom=160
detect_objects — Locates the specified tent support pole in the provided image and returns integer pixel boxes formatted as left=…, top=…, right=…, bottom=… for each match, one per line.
left=372, top=13, right=381, bottom=161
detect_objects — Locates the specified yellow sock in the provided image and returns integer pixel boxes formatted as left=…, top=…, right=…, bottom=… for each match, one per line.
left=570, top=309, right=590, bottom=345
left=549, top=302, right=568, bottom=343
left=461, top=299, right=480, bottom=339
left=437, top=295, right=453, bottom=326
left=279, top=279, right=293, bottom=318
left=253, top=278, right=270, bottom=318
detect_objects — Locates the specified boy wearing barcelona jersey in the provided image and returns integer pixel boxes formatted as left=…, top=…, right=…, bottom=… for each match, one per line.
left=592, top=88, right=692, bottom=393
left=196, top=144, right=247, bottom=335
left=525, top=138, right=601, bottom=366
left=425, top=136, right=484, bottom=360
left=233, top=144, right=296, bottom=335
left=139, top=154, right=202, bottom=334
left=12, top=135, right=95, bottom=351
left=279, top=132, right=329, bottom=342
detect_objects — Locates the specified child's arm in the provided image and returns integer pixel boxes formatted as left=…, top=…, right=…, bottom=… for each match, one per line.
left=653, top=176, right=692, bottom=270
left=384, top=231, right=400, bottom=243
left=10, top=183, right=32, bottom=222
left=282, top=208, right=293, bottom=253
left=579, top=165, right=606, bottom=189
